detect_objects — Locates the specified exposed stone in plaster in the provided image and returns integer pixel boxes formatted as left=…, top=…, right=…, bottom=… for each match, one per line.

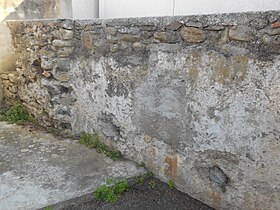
left=228, top=26, right=255, bottom=42
left=154, top=31, right=181, bottom=43
left=180, top=27, right=206, bottom=43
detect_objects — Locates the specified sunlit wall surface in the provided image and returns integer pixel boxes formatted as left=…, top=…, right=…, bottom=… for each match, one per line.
left=72, top=0, right=99, bottom=19
left=0, top=0, right=24, bottom=22
left=100, top=0, right=280, bottom=19
left=0, top=0, right=24, bottom=75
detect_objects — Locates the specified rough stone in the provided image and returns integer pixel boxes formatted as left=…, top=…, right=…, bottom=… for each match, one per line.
left=57, top=47, right=73, bottom=58
left=185, top=20, right=203, bottom=28
left=93, top=39, right=110, bottom=54
left=109, top=44, right=119, bottom=52
left=56, top=58, right=71, bottom=72
left=229, top=26, right=254, bottom=41
left=0, top=74, right=9, bottom=80
left=81, top=32, right=94, bottom=50
left=271, top=22, right=280, bottom=28
left=119, top=27, right=141, bottom=35
left=265, top=28, right=280, bottom=36
left=53, top=39, right=73, bottom=47
left=119, top=34, right=140, bottom=42
left=132, top=42, right=146, bottom=51
left=41, top=57, right=56, bottom=70
left=204, top=25, right=225, bottom=31
left=154, top=31, right=181, bottom=43
left=61, top=22, right=73, bottom=30
left=53, top=72, right=70, bottom=82
left=6, top=74, right=19, bottom=84
left=107, top=35, right=118, bottom=44
left=104, top=27, right=118, bottom=36
left=142, top=31, right=154, bottom=39
left=165, top=21, right=183, bottom=31
left=250, top=18, right=268, bottom=30
left=209, top=166, right=228, bottom=189
left=54, top=96, right=76, bottom=106
left=59, top=28, right=73, bottom=40
left=180, top=27, right=206, bottom=43
left=42, top=71, right=52, bottom=78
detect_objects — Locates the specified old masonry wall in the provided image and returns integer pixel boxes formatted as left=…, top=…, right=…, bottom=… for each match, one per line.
left=4, top=11, right=280, bottom=210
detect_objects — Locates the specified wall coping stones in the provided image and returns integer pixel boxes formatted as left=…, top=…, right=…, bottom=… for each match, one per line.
left=7, top=10, right=279, bottom=28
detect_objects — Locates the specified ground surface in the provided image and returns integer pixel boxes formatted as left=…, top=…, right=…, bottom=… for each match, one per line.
left=0, top=122, right=145, bottom=210
left=53, top=178, right=214, bottom=210
left=0, top=121, right=214, bottom=210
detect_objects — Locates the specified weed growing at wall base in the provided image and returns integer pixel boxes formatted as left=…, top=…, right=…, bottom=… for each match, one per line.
left=168, top=179, right=175, bottom=189
left=0, top=103, right=32, bottom=125
left=148, top=180, right=157, bottom=189
left=135, top=171, right=154, bottom=185
left=79, top=131, right=122, bottom=161
left=93, top=179, right=129, bottom=203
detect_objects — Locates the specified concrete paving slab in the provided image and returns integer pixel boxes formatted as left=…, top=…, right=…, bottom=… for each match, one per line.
left=0, top=122, right=146, bottom=210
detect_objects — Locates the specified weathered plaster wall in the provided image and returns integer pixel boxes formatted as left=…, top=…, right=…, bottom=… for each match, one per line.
left=6, top=11, right=280, bottom=210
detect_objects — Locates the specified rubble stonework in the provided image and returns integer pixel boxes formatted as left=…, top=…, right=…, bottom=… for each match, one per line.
left=4, top=11, right=280, bottom=209
left=5, top=20, right=75, bottom=133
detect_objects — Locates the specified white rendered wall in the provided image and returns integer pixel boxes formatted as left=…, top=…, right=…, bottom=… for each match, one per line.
left=99, top=0, right=280, bottom=19
left=99, top=0, right=174, bottom=19
left=175, top=0, right=280, bottom=16
left=72, top=0, right=99, bottom=19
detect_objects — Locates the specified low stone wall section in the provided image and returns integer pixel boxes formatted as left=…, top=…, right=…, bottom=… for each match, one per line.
left=5, top=11, right=280, bottom=209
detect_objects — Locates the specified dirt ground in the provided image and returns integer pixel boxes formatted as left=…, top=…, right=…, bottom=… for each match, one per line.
left=52, top=178, right=215, bottom=210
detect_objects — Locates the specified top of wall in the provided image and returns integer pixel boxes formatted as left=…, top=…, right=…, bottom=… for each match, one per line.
left=7, top=10, right=280, bottom=62
left=8, top=10, right=279, bottom=26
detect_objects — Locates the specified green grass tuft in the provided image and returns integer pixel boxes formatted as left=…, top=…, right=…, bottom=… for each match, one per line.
left=93, top=179, right=129, bottom=203
left=135, top=171, right=154, bottom=186
left=79, top=131, right=122, bottom=161
left=148, top=180, right=157, bottom=189
left=79, top=132, right=99, bottom=148
left=168, top=179, right=175, bottom=189
left=106, top=150, right=122, bottom=161
left=136, top=175, right=145, bottom=184
left=146, top=171, right=153, bottom=179
left=1, top=103, right=32, bottom=125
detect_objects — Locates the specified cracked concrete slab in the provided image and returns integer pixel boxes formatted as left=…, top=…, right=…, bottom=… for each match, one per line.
left=0, top=122, right=146, bottom=210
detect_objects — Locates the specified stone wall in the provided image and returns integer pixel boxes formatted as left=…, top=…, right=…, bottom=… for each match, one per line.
left=0, top=0, right=72, bottom=104
left=0, top=0, right=72, bottom=73
left=5, top=20, right=74, bottom=129
left=6, top=11, right=280, bottom=210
